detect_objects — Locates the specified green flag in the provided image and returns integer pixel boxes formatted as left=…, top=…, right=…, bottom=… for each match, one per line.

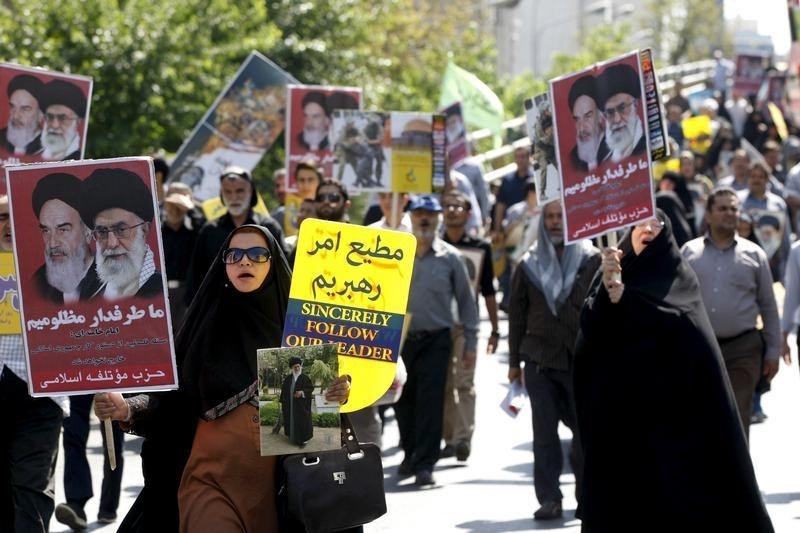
left=439, top=61, right=504, bottom=135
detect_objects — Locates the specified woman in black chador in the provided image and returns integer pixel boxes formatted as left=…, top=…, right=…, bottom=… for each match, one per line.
left=574, top=211, right=774, bottom=533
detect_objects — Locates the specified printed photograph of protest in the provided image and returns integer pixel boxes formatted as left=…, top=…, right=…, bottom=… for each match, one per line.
left=6, top=157, right=176, bottom=395
left=331, top=110, right=391, bottom=191
left=524, top=92, right=559, bottom=204
left=285, top=85, right=361, bottom=188
left=168, top=52, right=297, bottom=201
left=551, top=51, right=654, bottom=243
left=257, top=343, right=340, bottom=456
left=0, top=63, right=92, bottom=172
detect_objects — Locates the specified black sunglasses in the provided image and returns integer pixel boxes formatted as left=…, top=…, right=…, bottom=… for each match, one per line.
left=222, top=246, right=271, bottom=264
left=316, top=192, right=342, bottom=203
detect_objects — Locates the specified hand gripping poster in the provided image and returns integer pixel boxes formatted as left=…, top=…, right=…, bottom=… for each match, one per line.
left=0, top=63, right=93, bottom=186
left=6, top=157, right=177, bottom=395
left=282, top=219, right=416, bottom=412
left=551, top=51, right=656, bottom=243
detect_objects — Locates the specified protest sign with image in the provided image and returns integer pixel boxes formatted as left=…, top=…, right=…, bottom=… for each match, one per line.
left=168, top=51, right=297, bottom=201
left=524, top=92, right=559, bottom=204
left=551, top=51, right=655, bottom=243
left=330, top=110, right=390, bottom=191
left=0, top=63, right=93, bottom=182
left=439, top=101, right=470, bottom=169
left=734, top=54, right=768, bottom=97
left=283, top=219, right=416, bottom=412
left=6, top=157, right=177, bottom=395
left=748, top=209, right=786, bottom=262
left=285, top=85, right=362, bottom=188
left=391, top=112, right=446, bottom=193
left=257, top=343, right=340, bottom=456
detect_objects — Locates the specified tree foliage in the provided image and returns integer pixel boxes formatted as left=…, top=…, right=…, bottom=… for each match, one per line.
left=642, top=0, right=729, bottom=65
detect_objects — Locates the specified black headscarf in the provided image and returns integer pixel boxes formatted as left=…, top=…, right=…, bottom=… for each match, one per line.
left=574, top=210, right=774, bottom=531
left=178, top=224, right=291, bottom=415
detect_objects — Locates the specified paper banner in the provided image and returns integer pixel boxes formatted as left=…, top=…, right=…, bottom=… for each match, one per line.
left=0, top=252, right=20, bottom=334
left=282, top=219, right=416, bottom=412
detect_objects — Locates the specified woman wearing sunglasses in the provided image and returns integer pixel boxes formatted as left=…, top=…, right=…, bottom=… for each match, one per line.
left=95, top=225, right=352, bottom=532
left=572, top=211, right=773, bottom=532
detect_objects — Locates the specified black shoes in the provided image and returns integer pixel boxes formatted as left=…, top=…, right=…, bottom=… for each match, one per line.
left=97, top=510, right=117, bottom=524
left=55, top=503, right=88, bottom=531
left=440, top=444, right=456, bottom=458
left=455, top=441, right=471, bottom=461
left=397, top=458, right=414, bottom=477
left=414, top=469, right=435, bottom=486
left=533, top=501, right=562, bottom=520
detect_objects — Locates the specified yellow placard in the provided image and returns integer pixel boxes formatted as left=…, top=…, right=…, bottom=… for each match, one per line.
left=283, top=219, right=416, bottom=412
left=681, top=115, right=712, bottom=154
left=282, top=193, right=305, bottom=237
left=0, top=253, right=21, bottom=334
left=767, top=102, right=789, bottom=140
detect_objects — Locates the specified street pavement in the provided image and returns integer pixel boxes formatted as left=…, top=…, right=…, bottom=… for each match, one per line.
left=51, top=310, right=800, bottom=532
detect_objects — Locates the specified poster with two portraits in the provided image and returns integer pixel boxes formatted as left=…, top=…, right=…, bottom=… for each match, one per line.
left=0, top=63, right=93, bottom=190
left=5, top=157, right=177, bottom=396
left=543, top=49, right=667, bottom=243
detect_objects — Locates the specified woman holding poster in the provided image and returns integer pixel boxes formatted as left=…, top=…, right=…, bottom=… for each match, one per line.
left=95, top=225, right=352, bottom=532
left=573, top=212, right=774, bottom=532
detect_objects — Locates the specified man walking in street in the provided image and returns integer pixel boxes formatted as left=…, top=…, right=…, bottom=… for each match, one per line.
left=682, top=187, right=781, bottom=439
left=440, top=190, right=499, bottom=462
left=507, top=201, right=599, bottom=520
left=396, top=194, right=479, bottom=486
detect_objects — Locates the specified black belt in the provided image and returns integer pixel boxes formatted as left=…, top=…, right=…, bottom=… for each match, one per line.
left=716, top=328, right=758, bottom=346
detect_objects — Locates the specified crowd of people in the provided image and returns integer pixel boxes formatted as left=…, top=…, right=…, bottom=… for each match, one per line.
left=2, top=50, right=796, bottom=533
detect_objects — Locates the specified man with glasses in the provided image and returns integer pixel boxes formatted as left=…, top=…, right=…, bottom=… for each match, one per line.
left=1, top=74, right=44, bottom=157
left=40, top=79, right=86, bottom=162
left=31, top=172, right=100, bottom=304
left=597, top=63, right=645, bottom=164
left=80, top=168, right=162, bottom=300
left=568, top=74, right=609, bottom=172
left=313, top=178, right=351, bottom=222
left=440, top=190, right=498, bottom=464
left=681, top=188, right=781, bottom=439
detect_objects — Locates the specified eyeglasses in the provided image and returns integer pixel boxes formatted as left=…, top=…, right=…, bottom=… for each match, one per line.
left=443, top=204, right=465, bottom=213
left=316, top=193, right=342, bottom=203
left=45, top=112, right=78, bottom=125
left=91, top=222, right=147, bottom=242
left=602, top=99, right=635, bottom=120
left=635, top=217, right=664, bottom=233
left=222, top=246, right=271, bottom=264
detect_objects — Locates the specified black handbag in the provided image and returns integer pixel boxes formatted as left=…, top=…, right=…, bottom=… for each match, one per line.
left=279, top=414, right=386, bottom=533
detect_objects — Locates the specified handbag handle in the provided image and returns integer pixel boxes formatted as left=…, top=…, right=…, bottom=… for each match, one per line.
left=339, top=413, right=362, bottom=454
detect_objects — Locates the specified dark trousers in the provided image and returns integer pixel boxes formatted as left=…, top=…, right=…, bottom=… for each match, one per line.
left=524, top=362, right=582, bottom=505
left=62, top=394, right=124, bottom=514
left=394, top=328, right=452, bottom=472
left=0, top=366, right=63, bottom=532
left=717, top=329, right=763, bottom=441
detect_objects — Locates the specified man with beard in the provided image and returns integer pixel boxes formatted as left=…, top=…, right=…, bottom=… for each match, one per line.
left=276, top=357, right=314, bottom=446
left=508, top=201, right=600, bottom=521
left=80, top=168, right=162, bottom=300
left=568, top=74, right=609, bottom=172
left=396, top=194, right=479, bottom=487
left=297, top=91, right=330, bottom=151
left=313, top=178, right=351, bottom=223
left=185, top=166, right=284, bottom=304
left=2, top=74, right=44, bottom=156
left=31, top=172, right=100, bottom=304
left=597, top=63, right=646, bottom=163
left=40, top=79, right=86, bottom=161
